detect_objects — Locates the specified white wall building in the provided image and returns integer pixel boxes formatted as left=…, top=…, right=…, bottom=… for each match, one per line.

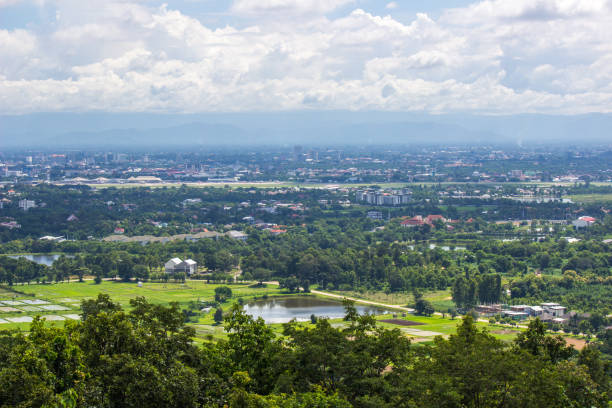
left=18, top=199, right=36, bottom=211
left=164, top=258, right=198, bottom=275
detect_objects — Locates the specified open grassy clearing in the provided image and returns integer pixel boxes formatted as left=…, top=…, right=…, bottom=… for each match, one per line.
left=15, top=280, right=282, bottom=307
left=0, top=286, right=18, bottom=297
left=568, top=193, right=612, bottom=204
left=317, top=288, right=454, bottom=311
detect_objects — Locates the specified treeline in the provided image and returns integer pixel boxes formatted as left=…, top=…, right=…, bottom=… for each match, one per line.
left=1, top=221, right=611, bottom=313
left=0, top=256, right=48, bottom=285
left=452, top=273, right=502, bottom=310
left=510, top=273, right=612, bottom=313
left=0, top=295, right=609, bottom=407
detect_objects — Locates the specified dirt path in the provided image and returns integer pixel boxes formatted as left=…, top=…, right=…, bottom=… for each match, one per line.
left=564, top=337, right=587, bottom=350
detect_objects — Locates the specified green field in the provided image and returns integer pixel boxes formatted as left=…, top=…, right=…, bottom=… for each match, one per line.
left=371, top=313, right=522, bottom=342
left=14, top=280, right=282, bottom=306
left=319, top=288, right=454, bottom=311
left=0, top=281, right=283, bottom=335
left=569, top=193, right=612, bottom=204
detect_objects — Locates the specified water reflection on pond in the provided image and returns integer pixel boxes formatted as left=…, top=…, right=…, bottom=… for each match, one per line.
left=7, top=254, right=69, bottom=266
left=244, top=296, right=387, bottom=323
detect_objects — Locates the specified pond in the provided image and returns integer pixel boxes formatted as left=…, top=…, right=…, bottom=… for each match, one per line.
left=243, top=296, right=387, bottom=323
left=7, top=254, right=68, bottom=266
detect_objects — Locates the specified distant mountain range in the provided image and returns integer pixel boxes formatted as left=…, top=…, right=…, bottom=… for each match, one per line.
left=1, top=111, right=611, bottom=148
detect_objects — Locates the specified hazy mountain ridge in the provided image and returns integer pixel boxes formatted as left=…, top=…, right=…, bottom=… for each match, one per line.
left=2, top=112, right=611, bottom=147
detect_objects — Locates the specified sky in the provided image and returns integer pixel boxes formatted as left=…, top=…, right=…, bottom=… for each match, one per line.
left=1, top=0, right=611, bottom=115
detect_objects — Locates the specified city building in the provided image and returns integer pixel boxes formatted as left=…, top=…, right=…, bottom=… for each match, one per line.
left=226, top=230, right=248, bottom=241
left=572, top=216, right=596, bottom=228
left=18, top=199, right=36, bottom=211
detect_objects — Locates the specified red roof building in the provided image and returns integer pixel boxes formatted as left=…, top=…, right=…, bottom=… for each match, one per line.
left=425, top=215, right=446, bottom=224
left=401, top=216, right=424, bottom=227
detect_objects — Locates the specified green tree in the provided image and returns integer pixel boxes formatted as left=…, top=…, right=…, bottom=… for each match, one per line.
left=215, top=286, right=233, bottom=303
left=133, top=264, right=149, bottom=281
left=415, top=298, right=434, bottom=316
left=252, top=268, right=272, bottom=286
left=116, top=257, right=134, bottom=282
left=214, top=308, right=224, bottom=324
left=514, top=318, right=574, bottom=363
left=223, top=304, right=281, bottom=394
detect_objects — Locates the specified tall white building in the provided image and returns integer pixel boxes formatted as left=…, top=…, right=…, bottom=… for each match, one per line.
left=18, top=199, right=36, bottom=211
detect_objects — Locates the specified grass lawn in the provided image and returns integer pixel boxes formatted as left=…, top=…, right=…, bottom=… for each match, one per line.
left=0, top=286, right=18, bottom=297
left=372, top=313, right=522, bottom=343
left=15, top=280, right=283, bottom=307
left=568, top=193, right=612, bottom=204
left=319, top=288, right=454, bottom=311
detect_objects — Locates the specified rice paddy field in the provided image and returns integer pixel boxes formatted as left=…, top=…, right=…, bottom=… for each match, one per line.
left=0, top=280, right=283, bottom=334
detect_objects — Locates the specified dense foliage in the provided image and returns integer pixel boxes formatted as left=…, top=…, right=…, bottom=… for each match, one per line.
left=0, top=294, right=609, bottom=407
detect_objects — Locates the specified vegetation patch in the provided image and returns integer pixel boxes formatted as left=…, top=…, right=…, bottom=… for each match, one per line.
left=491, top=329, right=520, bottom=335
left=564, top=336, right=587, bottom=350
left=380, top=319, right=424, bottom=326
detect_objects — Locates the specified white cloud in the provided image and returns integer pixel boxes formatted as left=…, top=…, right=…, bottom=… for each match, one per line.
left=232, top=0, right=354, bottom=15
left=0, top=0, right=22, bottom=6
left=385, top=2, right=397, bottom=10
left=0, top=0, right=56, bottom=8
left=0, top=0, right=39, bottom=7
left=1, top=0, right=612, bottom=114
left=443, top=0, right=612, bottom=23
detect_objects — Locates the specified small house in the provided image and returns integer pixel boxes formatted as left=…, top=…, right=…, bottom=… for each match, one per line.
left=572, top=216, right=596, bottom=228
left=165, top=258, right=182, bottom=273
left=226, top=230, right=248, bottom=241
left=502, top=310, right=529, bottom=320
left=164, top=257, right=198, bottom=275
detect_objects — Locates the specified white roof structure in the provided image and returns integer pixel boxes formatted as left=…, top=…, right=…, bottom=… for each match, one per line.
left=226, top=230, right=248, bottom=239
left=184, top=259, right=197, bottom=265
left=167, top=257, right=182, bottom=266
